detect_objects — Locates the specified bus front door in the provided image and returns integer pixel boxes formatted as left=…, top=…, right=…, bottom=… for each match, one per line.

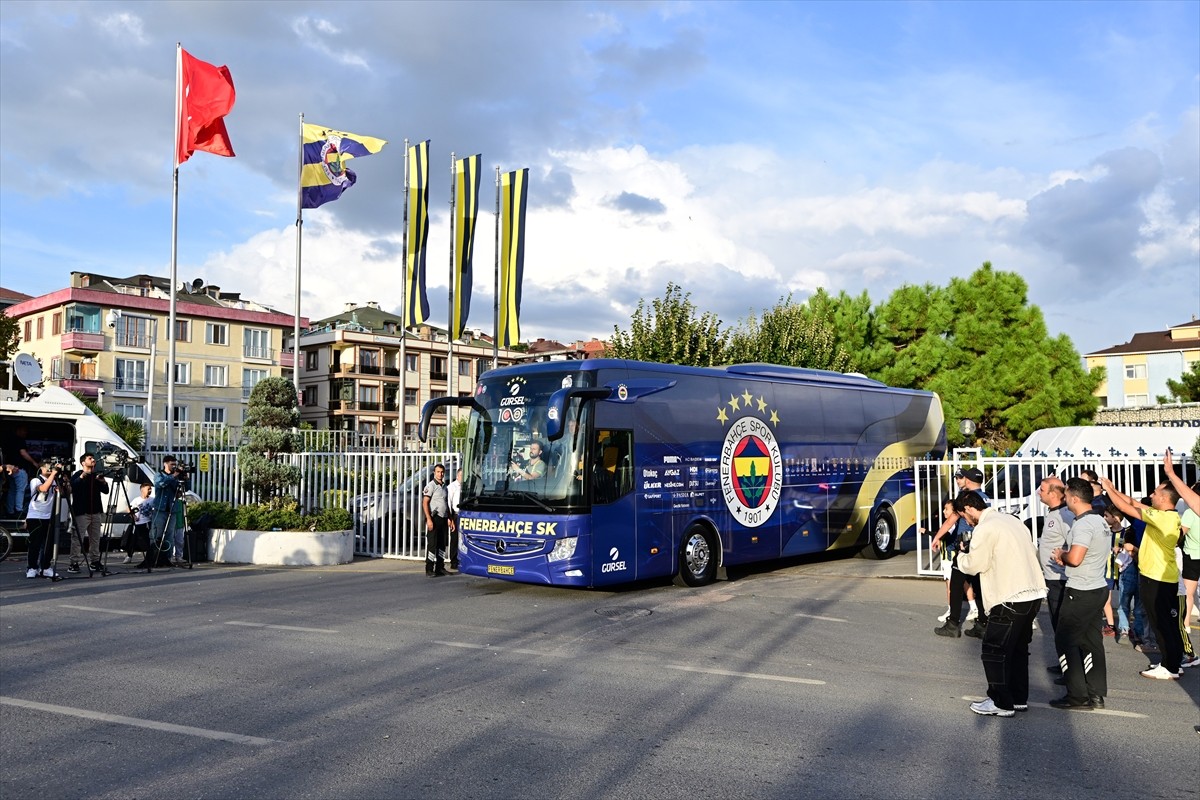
left=589, top=430, right=637, bottom=585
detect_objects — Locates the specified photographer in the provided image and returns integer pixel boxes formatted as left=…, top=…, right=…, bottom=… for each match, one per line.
left=25, top=461, right=62, bottom=578
left=149, top=455, right=185, bottom=566
left=69, top=453, right=108, bottom=573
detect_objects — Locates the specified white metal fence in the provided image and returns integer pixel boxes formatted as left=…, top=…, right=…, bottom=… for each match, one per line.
left=163, top=449, right=459, bottom=560
left=914, top=453, right=1196, bottom=577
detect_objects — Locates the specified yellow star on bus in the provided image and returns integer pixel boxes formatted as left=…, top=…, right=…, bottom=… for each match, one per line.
left=728, top=393, right=740, bottom=411
left=757, top=396, right=768, bottom=412
left=717, top=406, right=729, bottom=424
left=770, top=410, right=780, bottom=425
left=741, top=388, right=753, bottom=406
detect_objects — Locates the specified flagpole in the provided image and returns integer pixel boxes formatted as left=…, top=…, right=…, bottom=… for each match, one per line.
left=399, top=138, right=410, bottom=451
left=492, top=166, right=500, bottom=370
left=166, top=43, right=182, bottom=452
left=447, top=152, right=457, bottom=453
left=294, top=113, right=304, bottom=399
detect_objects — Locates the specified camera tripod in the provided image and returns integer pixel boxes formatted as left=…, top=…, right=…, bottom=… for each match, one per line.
left=46, top=469, right=100, bottom=581
left=143, top=483, right=193, bottom=571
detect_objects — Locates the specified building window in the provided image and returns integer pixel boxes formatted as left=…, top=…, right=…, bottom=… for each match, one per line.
left=115, top=358, right=148, bottom=391
left=1124, top=394, right=1149, bottom=406
left=302, top=386, right=317, bottom=407
left=242, top=368, right=267, bottom=400
left=404, top=387, right=418, bottom=407
left=206, top=322, right=228, bottom=346
left=358, top=420, right=379, bottom=435
left=203, top=407, right=226, bottom=424
left=243, top=328, right=271, bottom=359
left=1124, top=364, right=1146, bottom=380
left=430, top=356, right=446, bottom=379
left=115, top=315, right=151, bottom=348
left=476, top=357, right=491, bottom=375
left=114, top=403, right=144, bottom=420
left=359, top=349, right=380, bottom=372
left=306, top=351, right=318, bottom=371
left=174, top=319, right=190, bottom=342
left=67, top=305, right=101, bottom=333
left=52, top=313, right=62, bottom=335
left=458, top=359, right=471, bottom=376
left=204, top=365, right=228, bottom=387
left=36, top=317, right=44, bottom=339
left=23, top=320, right=31, bottom=341
left=174, top=362, right=190, bottom=385
left=405, top=353, right=419, bottom=371
left=173, top=405, right=189, bottom=422
left=358, top=384, right=380, bottom=411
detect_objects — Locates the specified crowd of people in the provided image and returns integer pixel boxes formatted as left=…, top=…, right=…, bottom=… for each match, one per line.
left=931, top=450, right=1200, bottom=717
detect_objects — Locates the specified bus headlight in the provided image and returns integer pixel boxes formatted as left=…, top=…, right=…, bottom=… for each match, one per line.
left=547, top=537, right=578, bottom=563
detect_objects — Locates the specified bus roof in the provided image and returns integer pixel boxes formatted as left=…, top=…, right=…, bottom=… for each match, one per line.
left=482, top=359, right=914, bottom=392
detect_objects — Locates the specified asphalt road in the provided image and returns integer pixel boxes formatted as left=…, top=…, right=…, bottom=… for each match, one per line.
left=1, top=550, right=1196, bottom=800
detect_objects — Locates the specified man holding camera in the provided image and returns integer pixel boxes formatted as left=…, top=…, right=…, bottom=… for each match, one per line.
left=148, top=455, right=184, bottom=567
left=69, top=453, right=109, bottom=573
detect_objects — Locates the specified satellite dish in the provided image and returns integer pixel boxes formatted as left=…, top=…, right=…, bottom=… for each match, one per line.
left=13, top=353, right=43, bottom=387
left=191, top=278, right=204, bottom=293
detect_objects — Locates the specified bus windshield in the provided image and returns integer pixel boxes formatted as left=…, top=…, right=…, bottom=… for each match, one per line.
left=460, top=369, right=592, bottom=514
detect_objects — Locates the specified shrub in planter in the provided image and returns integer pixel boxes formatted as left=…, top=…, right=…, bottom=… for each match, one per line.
left=186, top=500, right=353, bottom=532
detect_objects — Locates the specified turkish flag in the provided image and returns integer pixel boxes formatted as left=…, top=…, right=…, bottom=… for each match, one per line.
left=176, top=47, right=236, bottom=166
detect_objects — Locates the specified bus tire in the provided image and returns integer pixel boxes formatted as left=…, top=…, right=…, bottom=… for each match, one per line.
left=675, top=525, right=718, bottom=587
left=865, top=508, right=897, bottom=560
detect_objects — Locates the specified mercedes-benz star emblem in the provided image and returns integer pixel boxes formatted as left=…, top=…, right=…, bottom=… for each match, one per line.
left=495, top=539, right=506, bottom=553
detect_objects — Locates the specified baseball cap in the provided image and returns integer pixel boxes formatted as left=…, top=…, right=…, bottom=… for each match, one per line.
left=955, top=467, right=985, bottom=483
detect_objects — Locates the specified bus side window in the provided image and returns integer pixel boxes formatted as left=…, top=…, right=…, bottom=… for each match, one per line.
left=592, top=430, right=633, bottom=504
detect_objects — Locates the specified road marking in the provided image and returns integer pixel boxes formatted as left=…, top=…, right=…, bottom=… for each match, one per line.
left=59, top=605, right=154, bottom=617
left=225, top=621, right=338, bottom=634
left=665, top=665, right=826, bottom=685
left=0, top=696, right=281, bottom=746
left=435, top=640, right=568, bottom=658
left=792, top=612, right=848, bottom=623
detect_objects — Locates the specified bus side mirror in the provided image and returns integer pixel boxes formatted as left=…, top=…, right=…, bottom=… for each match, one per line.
left=546, top=387, right=612, bottom=441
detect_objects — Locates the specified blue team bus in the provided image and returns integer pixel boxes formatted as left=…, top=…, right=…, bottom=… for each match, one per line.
left=419, top=359, right=946, bottom=588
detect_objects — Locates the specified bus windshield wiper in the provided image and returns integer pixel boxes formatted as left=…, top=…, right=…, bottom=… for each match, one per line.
left=506, top=489, right=552, bottom=512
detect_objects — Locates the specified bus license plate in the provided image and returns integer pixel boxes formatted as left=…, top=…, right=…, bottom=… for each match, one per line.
left=487, top=565, right=515, bottom=575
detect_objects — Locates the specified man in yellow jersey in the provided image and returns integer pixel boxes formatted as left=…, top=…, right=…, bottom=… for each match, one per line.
left=1102, top=476, right=1184, bottom=680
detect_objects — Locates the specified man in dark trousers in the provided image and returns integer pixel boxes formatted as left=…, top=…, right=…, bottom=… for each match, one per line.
left=422, top=463, right=451, bottom=577
left=69, top=453, right=109, bottom=573
left=955, top=491, right=1048, bottom=716
left=1050, top=477, right=1110, bottom=710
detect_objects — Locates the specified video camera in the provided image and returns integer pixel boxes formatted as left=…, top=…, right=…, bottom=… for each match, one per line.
left=46, top=455, right=75, bottom=473
left=172, top=462, right=197, bottom=477
left=94, top=444, right=135, bottom=480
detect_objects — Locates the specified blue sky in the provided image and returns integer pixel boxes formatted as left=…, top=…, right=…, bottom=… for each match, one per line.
left=1, top=0, right=1197, bottom=357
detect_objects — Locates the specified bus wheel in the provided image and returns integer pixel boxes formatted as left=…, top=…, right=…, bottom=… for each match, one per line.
left=866, top=509, right=896, bottom=560
left=675, top=526, right=718, bottom=587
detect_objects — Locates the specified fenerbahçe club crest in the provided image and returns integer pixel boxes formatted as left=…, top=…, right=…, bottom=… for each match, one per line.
left=717, top=388, right=782, bottom=528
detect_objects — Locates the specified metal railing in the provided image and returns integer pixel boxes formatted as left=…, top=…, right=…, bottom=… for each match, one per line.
left=913, top=452, right=1195, bottom=577
left=163, top=448, right=459, bottom=559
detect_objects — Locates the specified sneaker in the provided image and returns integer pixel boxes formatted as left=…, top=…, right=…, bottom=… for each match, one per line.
left=42, top=568, right=56, bottom=578
left=67, top=562, right=80, bottom=574
left=964, top=622, right=985, bottom=639
left=1180, top=654, right=1200, bottom=668
left=26, top=568, right=38, bottom=578
left=935, top=620, right=962, bottom=638
left=965, top=607, right=979, bottom=622
left=1088, top=694, right=1105, bottom=710
left=1049, top=695, right=1093, bottom=711
left=1102, top=624, right=1115, bottom=637
left=1031, top=619, right=1038, bottom=631
left=936, top=606, right=952, bottom=623
left=122, top=555, right=133, bottom=564
left=970, top=699, right=1014, bottom=717
left=90, top=561, right=102, bottom=572
left=1013, top=704, right=1029, bottom=712
left=1140, top=665, right=1180, bottom=680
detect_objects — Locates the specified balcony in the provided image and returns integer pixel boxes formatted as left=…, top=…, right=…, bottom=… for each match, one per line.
left=61, top=331, right=105, bottom=353
left=280, top=350, right=295, bottom=369
left=115, top=332, right=153, bottom=350
left=60, top=378, right=102, bottom=397
left=244, top=345, right=274, bottom=362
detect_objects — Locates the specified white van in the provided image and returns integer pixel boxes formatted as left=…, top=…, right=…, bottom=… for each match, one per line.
left=1, top=386, right=159, bottom=537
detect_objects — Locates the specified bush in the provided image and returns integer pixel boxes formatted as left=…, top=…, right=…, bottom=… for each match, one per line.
left=185, top=500, right=353, bottom=532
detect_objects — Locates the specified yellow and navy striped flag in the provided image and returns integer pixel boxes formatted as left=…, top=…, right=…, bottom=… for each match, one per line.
left=498, top=168, right=529, bottom=347
left=452, top=154, right=482, bottom=341
left=405, top=140, right=431, bottom=328
left=300, top=123, right=386, bottom=209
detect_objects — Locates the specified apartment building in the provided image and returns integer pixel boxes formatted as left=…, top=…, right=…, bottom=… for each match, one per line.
left=4, top=272, right=303, bottom=443
left=1084, top=319, right=1200, bottom=408
left=296, top=302, right=522, bottom=442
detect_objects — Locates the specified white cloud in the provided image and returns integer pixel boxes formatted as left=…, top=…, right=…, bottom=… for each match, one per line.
left=97, top=12, right=147, bottom=46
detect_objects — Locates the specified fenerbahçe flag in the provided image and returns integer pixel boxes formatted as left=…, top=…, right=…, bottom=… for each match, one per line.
left=301, top=123, right=387, bottom=209
left=452, top=154, right=482, bottom=340
left=405, top=140, right=431, bottom=328
left=498, top=168, right=529, bottom=347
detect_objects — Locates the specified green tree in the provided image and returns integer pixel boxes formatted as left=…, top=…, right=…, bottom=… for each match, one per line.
left=867, top=263, right=1103, bottom=450
left=802, top=288, right=876, bottom=370
left=608, top=282, right=728, bottom=366
left=726, top=295, right=855, bottom=371
left=1157, top=360, right=1200, bottom=403
left=0, top=313, right=18, bottom=388
left=74, top=392, right=145, bottom=451
left=238, top=376, right=303, bottom=503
